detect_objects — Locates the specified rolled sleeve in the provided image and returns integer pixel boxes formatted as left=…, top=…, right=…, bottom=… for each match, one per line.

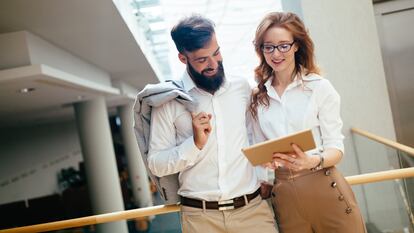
left=148, top=104, right=201, bottom=177
left=318, top=80, right=345, bottom=154
left=178, top=136, right=202, bottom=163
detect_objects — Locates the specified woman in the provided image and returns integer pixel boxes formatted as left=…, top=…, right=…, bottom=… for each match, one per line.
left=250, top=12, right=366, bottom=233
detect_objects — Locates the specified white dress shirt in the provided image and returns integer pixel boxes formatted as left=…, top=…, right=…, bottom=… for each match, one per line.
left=250, top=73, right=344, bottom=159
left=148, top=72, right=260, bottom=201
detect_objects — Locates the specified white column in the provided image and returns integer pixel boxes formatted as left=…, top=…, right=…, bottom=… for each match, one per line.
left=118, top=102, right=153, bottom=208
left=74, top=97, right=128, bottom=233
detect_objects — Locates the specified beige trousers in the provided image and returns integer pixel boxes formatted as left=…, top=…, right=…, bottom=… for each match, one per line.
left=272, top=166, right=367, bottom=233
left=180, top=195, right=278, bottom=233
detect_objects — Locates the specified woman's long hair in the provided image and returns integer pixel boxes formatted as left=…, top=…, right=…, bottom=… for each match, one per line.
left=250, top=12, right=320, bottom=119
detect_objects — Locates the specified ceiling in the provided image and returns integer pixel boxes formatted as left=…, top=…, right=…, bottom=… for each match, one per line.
left=0, top=0, right=160, bottom=127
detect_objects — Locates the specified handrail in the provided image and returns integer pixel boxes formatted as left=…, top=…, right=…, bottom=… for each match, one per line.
left=346, top=167, right=414, bottom=185
left=351, top=127, right=414, bottom=157
left=0, top=205, right=180, bottom=233
left=1, top=167, right=414, bottom=233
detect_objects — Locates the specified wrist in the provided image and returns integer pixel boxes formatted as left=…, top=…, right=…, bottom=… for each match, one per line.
left=310, top=153, right=324, bottom=171
left=312, top=156, right=321, bottom=168
left=194, top=141, right=203, bottom=150
left=309, top=156, right=320, bottom=169
left=194, top=137, right=204, bottom=150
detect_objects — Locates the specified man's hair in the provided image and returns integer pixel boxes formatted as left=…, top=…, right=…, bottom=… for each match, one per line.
left=171, top=15, right=215, bottom=53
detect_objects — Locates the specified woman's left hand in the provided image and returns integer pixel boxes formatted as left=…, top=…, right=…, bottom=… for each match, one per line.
left=272, top=144, right=320, bottom=172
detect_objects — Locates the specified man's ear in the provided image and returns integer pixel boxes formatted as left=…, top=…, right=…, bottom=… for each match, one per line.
left=178, top=53, right=187, bottom=64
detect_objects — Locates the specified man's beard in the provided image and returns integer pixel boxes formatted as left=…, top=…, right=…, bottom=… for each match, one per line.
left=187, top=61, right=225, bottom=93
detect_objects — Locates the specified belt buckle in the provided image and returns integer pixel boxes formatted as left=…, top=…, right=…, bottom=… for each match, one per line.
left=218, top=199, right=235, bottom=211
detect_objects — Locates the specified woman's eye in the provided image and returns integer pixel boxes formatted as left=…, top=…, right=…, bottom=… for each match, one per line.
left=264, top=46, right=274, bottom=51
left=279, top=44, right=290, bottom=50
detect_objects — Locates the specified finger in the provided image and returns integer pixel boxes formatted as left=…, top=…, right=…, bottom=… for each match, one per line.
left=198, top=118, right=210, bottom=124
left=208, top=113, right=212, bottom=120
left=273, top=158, right=291, bottom=168
left=198, top=123, right=210, bottom=129
left=272, top=153, right=286, bottom=159
left=292, top=144, right=307, bottom=158
left=273, top=152, right=296, bottom=159
left=195, top=112, right=208, bottom=119
left=291, top=144, right=306, bottom=158
left=191, top=112, right=196, bottom=119
left=273, top=153, right=295, bottom=163
left=274, top=161, right=282, bottom=168
left=201, top=124, right=211, bottom=134
left=287, top=153, right=297, bottom=158
left=275, top=158, right=300, bottom=170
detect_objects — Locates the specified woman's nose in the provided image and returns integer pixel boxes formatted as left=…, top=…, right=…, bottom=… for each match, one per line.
left=271, top=49, right=283, bottom=59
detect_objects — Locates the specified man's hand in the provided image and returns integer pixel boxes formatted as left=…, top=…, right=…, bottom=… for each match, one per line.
left=260, top=182, right=273, bottom=199
left=191, top=112, right=212, bottom=150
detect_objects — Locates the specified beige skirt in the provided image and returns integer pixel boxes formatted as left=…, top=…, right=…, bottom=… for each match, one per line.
left=272, top=166, right=367, bottom=233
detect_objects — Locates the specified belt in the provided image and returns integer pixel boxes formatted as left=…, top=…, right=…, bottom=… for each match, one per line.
left=180, top=188, right=261, bottom=211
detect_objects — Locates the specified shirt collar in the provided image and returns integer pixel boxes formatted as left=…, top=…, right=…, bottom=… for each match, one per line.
left=264, top=73, right=322, bottom=90
left=264, top=76, right=278, bottom=100
left=181, top=71, right=197, bottom=92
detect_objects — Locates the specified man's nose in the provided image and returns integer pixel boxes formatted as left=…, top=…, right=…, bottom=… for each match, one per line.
left=207, top=57, right=219, bottom=69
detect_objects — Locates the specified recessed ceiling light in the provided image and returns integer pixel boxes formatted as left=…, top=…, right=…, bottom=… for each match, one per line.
left=18, top=87, right=36, bottom=93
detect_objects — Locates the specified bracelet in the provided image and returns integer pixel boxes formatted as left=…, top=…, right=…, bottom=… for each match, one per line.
left=310, top=153, right=324, bottom=171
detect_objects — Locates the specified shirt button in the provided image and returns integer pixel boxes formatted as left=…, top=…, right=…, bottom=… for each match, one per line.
left=325, top=170, right=331, bottom=176
left=338, top=195, right=344, bottom=201
left=331, top=182, right=337, bottom=188
left=345, top=207, right=352, bottom=214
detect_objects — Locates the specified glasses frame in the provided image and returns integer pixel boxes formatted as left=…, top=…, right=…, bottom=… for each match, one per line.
left=260, top=41, right=296, bottom=54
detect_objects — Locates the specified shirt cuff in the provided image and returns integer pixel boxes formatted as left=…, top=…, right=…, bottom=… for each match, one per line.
left=324, top=142, right=345, bottom=155
left=178, top=136, right=202, bottom=163
left=256, top=166, right=269, bottom=183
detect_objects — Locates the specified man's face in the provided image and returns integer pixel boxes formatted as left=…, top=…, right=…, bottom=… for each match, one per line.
left=179, top=34, right=225, bottom=93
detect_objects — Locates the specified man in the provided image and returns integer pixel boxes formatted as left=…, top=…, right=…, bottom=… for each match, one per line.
left=147, top=15, right=277, bottom=233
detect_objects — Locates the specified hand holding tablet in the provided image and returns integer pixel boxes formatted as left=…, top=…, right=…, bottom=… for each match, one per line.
left=242, top=129, right=316, bottom=166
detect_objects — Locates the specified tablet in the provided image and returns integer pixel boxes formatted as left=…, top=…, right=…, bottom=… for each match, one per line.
left=242, top=129, right=316, bottom=166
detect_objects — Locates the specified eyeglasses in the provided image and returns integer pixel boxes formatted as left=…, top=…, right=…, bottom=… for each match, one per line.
left=261, top=41, right=295, bottom=54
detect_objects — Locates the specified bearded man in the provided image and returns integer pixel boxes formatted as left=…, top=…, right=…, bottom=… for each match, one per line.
left=145, top=15, right=277, bottom=233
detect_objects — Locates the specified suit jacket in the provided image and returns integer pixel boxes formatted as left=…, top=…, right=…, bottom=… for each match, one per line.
left=133, top=80, right=198, bottom=204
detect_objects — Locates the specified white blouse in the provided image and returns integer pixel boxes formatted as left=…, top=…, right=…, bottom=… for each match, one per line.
left=249, top=73, right=344, bottom=159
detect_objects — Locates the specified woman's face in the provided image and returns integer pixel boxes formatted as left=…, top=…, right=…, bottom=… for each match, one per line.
left=262, top=26, right=298, bottom=74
